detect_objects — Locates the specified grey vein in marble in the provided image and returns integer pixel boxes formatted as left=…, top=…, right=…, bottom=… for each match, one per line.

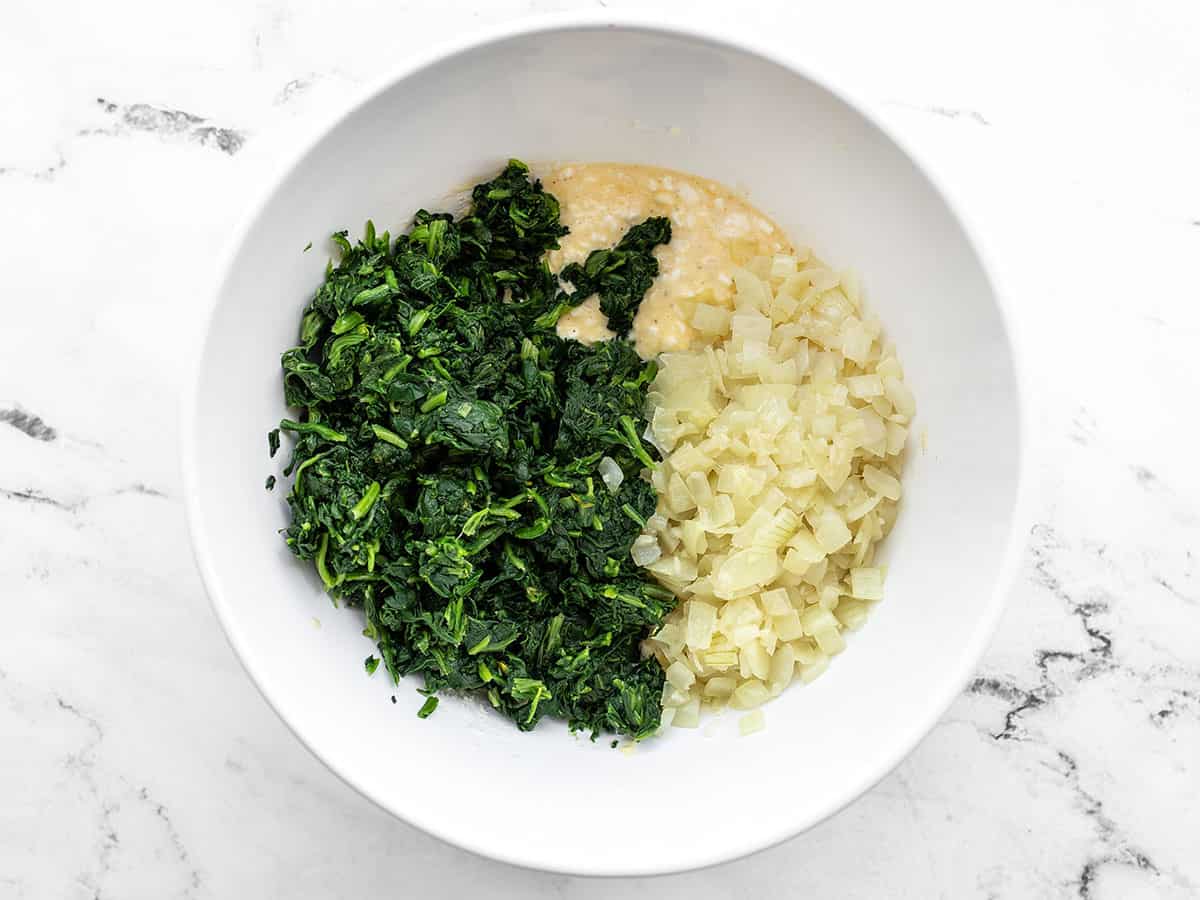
left=1151, top=573, right=1197, bottom=606
left=885, top=100, right=992, bottom=125
left=965, top=527, right=1117, bottom=740
left=53, top=694, right=118, bottom=898
left=0, top=486, right=81, bottom=511
left=0, top=153, right=68, bottom=182
left=134, top=786, right=203, bottom=898
left=0, top=480, right=168, bottom=512
left=81, top=719, right=199, bottom=897
left=114, top=482, right=170, bottom=500
left=0, top=407, right=57, bottom=442
left=922, top=104, right=991, bottom=125
left=1050, top=748, right=1161, bottom=898
left=89, top=98, right=247, bottom=156
left=974, top=524, right=1200, bottom=733
left=1130, top=464, right=1159, bottom=488
left=1069, top=406, right=1098, bottom=446
left=1028, top=525, right=1115, bottom=667
left=961, top=518, right=1200, bottom=895
left=274, top=77, right=313, bottom=104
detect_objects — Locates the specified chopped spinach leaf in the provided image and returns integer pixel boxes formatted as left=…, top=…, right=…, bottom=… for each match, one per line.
left=417, top=696, right=439, bottom=719
left=559, top=215, right=671, bottom=337
left=273, top=160, right=673, bottom=740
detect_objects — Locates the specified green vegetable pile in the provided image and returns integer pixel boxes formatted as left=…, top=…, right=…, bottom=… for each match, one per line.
left=272, top=160, right=676, bottom=739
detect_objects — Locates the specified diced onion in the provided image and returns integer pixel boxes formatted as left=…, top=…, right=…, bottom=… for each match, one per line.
left=863, top=464, right=902, bottom=501
left=631, top=253, right=911, bottom=720
left=703, top=675, right=737, bottom=698
left=630, top=533, right=662, bottom=567
left=685, top=600, right=718, bottom=650
left=671, top=695, right=701, bottom=728
left=666, top=660, right=696, bottom=691
left=731, top=679, right=770, bottom=710
left=850, top=566, right=885, bottom=601
left=598, top=455, right=624, bottom=492
left=739, top=709, right=766, bottom=736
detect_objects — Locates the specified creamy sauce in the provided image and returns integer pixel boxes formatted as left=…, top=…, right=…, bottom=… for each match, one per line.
left=542, top=163, right=791, bottom=358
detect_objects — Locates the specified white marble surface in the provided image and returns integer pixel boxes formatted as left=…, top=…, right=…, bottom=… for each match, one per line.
left=3, top=0, right=1199, bottom=896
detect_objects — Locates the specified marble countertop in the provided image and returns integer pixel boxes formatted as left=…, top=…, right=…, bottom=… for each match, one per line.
left=3, top=0, right=1199, bottom=896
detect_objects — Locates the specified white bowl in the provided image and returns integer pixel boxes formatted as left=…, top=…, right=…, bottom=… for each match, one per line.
left=183, top=14, right=1030, bottom=876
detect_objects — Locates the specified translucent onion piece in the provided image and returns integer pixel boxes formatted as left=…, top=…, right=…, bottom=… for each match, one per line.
left=632, top=252, right=911, bottom=720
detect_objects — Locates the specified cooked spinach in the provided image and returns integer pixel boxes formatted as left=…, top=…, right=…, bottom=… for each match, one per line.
left=559, top=215, right=671, bottom=338
left=274, top=160, right=674, bottom=739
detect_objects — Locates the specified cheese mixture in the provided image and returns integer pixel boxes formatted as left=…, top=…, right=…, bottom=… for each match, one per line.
left=543, top=163, right=791, bottom=358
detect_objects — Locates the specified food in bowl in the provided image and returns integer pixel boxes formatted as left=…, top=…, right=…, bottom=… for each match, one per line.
left=269, top=158, right=913, bottom=740
left=186, top=22, right=1026, bottom=873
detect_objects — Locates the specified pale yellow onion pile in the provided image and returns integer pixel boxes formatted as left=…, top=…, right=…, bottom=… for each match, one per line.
left=634, top=252, right=913, bottom=729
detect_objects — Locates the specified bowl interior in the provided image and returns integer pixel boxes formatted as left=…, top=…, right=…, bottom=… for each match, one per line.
left=187, top=22, right=1022, bottom=875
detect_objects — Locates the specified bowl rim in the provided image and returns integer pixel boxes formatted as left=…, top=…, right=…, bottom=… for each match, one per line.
left=181, top=9, right=1036, bottom=877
